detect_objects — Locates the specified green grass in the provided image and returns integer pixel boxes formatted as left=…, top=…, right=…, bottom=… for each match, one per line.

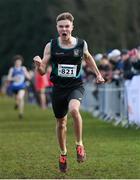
left=0, top=96, right=140, bottom=179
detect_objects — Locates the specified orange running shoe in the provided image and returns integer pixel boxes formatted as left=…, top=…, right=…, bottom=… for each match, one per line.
left=76, top=145, right=86, bottom=163
left=59, top=154, right=67, bottom=173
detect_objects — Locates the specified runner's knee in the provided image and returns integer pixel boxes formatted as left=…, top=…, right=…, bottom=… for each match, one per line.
left=69, top=107, right=79, bottom=117
left=57, top=118, right=67, bottom=129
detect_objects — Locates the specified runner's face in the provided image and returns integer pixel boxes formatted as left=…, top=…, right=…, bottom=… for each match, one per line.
left=15, top=59, right=22, bottom=67
left=57, top=20, right=73, bottom=40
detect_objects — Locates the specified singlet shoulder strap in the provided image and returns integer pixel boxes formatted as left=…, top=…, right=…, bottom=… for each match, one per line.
left=50, top=38, right=58, bottom=53
left=76, top=38, right=85, bottom=48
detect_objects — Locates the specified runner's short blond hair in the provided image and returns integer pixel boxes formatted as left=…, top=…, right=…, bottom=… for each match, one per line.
left=56, top=12, right=74, bottom=23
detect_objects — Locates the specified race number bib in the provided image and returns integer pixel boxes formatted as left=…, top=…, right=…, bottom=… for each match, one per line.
left=58, top=64, right=77, bottom=77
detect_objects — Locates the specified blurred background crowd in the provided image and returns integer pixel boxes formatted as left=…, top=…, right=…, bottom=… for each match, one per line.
left=82, top=46, right=140, bottom=128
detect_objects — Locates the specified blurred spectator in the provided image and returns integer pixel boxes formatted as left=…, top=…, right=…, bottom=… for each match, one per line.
left=98, top=54, right=113, bottom=83
left=121, top=49, right=134, bottom=80
left=34, top=69, right=47, bottom=109
left=108, top=49, right=123, bottom=83
left=108, top=49, right=121, bottom=61
left=129, top=48, right=140, bottom=75
left=94, top=53, right=103, bottom=63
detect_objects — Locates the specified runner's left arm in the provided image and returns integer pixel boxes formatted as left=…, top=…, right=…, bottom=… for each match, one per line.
left=83, top=41, right=105, bottom=83
left=22, top=66, right=31, bottom=80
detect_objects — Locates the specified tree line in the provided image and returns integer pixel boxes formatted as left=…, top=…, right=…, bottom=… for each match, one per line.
left=0, top=0, right=140, bottom=79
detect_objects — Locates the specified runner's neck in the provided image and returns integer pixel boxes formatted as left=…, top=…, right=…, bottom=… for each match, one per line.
left=58, top=36, right=77, bottom=49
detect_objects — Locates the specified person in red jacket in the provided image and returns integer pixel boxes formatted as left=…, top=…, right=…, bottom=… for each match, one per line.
left=34, top=70, right=47, bottom=109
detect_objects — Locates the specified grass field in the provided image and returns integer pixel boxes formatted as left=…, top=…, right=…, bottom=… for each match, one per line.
left=0, top=96, right=140, bottom=179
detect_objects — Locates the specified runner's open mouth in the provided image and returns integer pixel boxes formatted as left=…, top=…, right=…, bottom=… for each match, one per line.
left=62, top=33, right=67, bottom=36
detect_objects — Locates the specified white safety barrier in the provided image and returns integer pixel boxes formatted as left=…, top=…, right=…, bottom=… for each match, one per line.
left=82, top=76, right=140, bottom=128
left=125, top=75, right=140, bottom=127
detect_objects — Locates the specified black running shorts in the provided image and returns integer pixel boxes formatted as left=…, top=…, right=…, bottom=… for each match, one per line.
left=52, top=86, right=85, bottom=118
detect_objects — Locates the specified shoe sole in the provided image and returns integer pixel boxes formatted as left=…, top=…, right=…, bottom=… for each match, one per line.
left=77, top=153, right=86, bottom=163
left=60, top=169, right=68, bottom=173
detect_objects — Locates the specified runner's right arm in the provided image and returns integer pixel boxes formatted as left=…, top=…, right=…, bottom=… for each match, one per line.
left=7, top=68, right=14, bottom=81
left=33, top=42, right=51, bottom=75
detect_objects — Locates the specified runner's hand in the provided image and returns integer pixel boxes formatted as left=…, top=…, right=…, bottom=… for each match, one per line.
left=96, top=75, right=105, bottom=84
left=33, top=56, right=42, bottom=68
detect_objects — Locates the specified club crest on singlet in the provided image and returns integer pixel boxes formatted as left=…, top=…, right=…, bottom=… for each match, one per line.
left=73, top=49, right=80, bottom=57
left=58, top=64, right=77, bottom=77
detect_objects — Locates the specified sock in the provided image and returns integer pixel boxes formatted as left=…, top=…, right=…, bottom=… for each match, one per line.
left=76, top=141, right=83, bottom=146
left=60, top=150, right=67, bottom=155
